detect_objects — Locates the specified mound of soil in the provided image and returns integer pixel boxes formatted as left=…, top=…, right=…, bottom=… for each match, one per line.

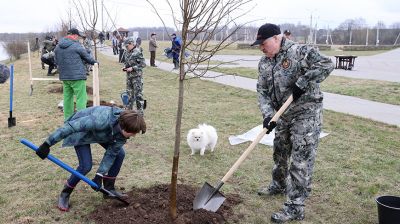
left=88, top=184, right=243, bottom=224
left=87, top=100, right=124, bottom=108
left=48, top=86, right=94, bottom=95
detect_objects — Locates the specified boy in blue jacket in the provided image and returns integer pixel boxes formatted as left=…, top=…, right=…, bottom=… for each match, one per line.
left=35, top=106, right=146, bottom=211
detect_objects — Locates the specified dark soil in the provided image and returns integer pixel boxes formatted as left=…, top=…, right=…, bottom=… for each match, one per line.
left=48, top=85, right=94, bottom=95
left=87, top=100, right=124, bottom=108
left=48, top=85, right=124, bottom=108
left=88, top=184, right=243, bottom=224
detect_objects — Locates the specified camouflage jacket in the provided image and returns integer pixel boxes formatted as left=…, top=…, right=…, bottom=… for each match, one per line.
left=123, top=47, right=146, bottom=77
left=82, top=38, right=92, bottom=52
left=256, top=38, right=334, bottom=119
left=43, top=39, right=56, bottom=52
left=45, top=106, right=128, bottom=174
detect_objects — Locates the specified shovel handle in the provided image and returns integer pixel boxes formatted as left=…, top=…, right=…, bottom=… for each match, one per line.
left=221, top=95, right=293, bottom=183
left=20, top=139, right=99, bottom=189
left=9, top=64, right=14, bottom=112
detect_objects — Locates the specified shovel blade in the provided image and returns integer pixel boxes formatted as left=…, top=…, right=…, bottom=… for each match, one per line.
left=100, top=188, right=130, bottom=206
left=193, top=182, right=226, bottom=212
left=8, top=117, right=16, bottom=127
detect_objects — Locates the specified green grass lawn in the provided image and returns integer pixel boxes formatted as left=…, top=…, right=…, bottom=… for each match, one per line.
left=210, top=67, right=400, bottom=106
left=0, top=52, right=399, bottom=223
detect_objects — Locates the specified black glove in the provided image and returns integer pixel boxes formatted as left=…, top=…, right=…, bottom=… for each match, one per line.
left=263, top=116, right=277, bottom=134
left=292, top=84, right=305, bottom=101
left=91, top=173, right=103, bottom=191
left=36, top=142, right=50, bottom=160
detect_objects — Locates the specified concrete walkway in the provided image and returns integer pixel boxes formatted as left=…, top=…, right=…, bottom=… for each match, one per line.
left=211, top=49, right=400, bottom=83
left=99, top=46, right=400, bottom=127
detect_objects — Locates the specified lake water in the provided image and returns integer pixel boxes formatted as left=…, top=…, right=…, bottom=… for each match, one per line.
left=0, top=42, right=9, bottom=61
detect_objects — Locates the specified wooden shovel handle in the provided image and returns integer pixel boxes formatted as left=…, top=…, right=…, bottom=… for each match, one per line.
left=221, top=95, right=293, bottom=183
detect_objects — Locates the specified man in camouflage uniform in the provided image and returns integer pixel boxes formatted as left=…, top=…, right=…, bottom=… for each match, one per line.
left=81, top=35, right=93, bottom=75
left=251, top=23, right=334, bottom=223
left=122, top=37, right=146, bottom=115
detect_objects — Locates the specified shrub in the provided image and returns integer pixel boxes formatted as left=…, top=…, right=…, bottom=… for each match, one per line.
left=3, top=41, right=27, bottom=60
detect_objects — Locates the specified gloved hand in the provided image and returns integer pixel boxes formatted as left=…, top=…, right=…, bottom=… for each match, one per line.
left=36, top=142, right=50, bottom=160
left=91, top=173, right=103, bottom=191
left=292, top=83, right=305, bottom=101
left=263, top=116, right=277, bottom=134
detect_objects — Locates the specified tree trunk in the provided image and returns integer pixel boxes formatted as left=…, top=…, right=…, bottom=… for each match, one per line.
left=169, top=78, right=185, bottom=220
left=169, top=0, right=190, bottom=220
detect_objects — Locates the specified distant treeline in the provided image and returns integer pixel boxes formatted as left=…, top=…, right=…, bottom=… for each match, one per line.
left=0, top=33, right=48, bottom=43
left=129, top=25, right=400, bottom=46
left=1, top=23, right=399, bottom=46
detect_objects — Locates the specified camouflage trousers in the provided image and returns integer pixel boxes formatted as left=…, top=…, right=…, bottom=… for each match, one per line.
left=270, top=103, right=322, bottom=207
left=126, top=75, right=144, bottom=114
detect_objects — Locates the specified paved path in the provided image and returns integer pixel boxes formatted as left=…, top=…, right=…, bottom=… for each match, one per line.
left=99, top=46, right=400, bottom=127
left=211, top=49, right=400, bottom=82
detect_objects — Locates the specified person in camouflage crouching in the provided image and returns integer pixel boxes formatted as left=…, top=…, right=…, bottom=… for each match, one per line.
left=41, top=35, right=58, bottom=75
left=122, top=37, right=147, bottom=115
left=0, top=63, right=10, bottom=84
left=35, top=106, right=146, bottom=211
left=251, top=23, right=334, bottom=223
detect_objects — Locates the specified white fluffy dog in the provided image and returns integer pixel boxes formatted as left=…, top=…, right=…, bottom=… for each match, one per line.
left=187, top=124, right=218, bottom=156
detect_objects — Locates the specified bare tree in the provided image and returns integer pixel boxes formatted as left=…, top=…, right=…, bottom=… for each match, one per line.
left=147, top=0, right=254, bottom=219
left=71, top=0, right=99, bottom=59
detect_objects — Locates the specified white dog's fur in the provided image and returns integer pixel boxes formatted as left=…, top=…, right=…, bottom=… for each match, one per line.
left=187, top=124, right=218, bottom=156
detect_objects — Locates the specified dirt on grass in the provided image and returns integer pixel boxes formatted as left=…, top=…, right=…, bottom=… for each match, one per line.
left=48, top=85, right=124, bottom=108
left=86, top=100, right=124, bottom=108
left=48, top=85, right=94, bottom=95
left=88, top=184, right=243, bottom=224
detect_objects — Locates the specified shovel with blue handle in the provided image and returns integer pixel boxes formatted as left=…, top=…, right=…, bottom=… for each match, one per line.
left=20, top=139, right=130, bottom=206
left=8, top=64, right=16, bottom=128
left=193, top=95, right=293, bottom=212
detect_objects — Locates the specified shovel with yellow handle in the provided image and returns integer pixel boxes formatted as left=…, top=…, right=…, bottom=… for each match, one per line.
left=193, top=95, right=293, bottom=212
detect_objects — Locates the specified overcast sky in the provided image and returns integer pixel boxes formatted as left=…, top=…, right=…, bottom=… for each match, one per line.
left=0, top=0, right=399, bottom=33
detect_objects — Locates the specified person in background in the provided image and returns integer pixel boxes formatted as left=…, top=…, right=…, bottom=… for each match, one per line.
left=122, top=37, right=146, bottom=115
left=171, top=33, right=181, bottom=69
left=34, top=106, right=146, bottom=211
left=41, top=35, right=58, bottom=75
left=33, top=37, right=40, bottom=51
left=81, top=35, right=93, bottom=75
left=112, top=35, right=119, bottom=55
left=118, top=35, right=125, bottom=63
left=149, top=33, right=158, bottom=67
left=0, top=63, right=10, bottom=84
left=251, top=23, right=334, bottom=223
left=284, top=30, right=292, bottom=40
left=98, top=32, right=105, bottom=46
left=136, top=37, right=142, bottom=48
left=54, top=28, right=97, bottom=120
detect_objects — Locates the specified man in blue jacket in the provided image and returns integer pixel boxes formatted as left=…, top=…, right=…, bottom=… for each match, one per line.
left=35, top=106, right=147, bottom=211
left=55, top=28, right=97, bottom=120
left=171, top=33, right=181, bottom=69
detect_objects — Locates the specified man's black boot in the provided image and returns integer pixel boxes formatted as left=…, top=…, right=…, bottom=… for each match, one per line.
left=57, top=184, right=74, bottom=211
left=173, top=61, right=179, bottom=69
